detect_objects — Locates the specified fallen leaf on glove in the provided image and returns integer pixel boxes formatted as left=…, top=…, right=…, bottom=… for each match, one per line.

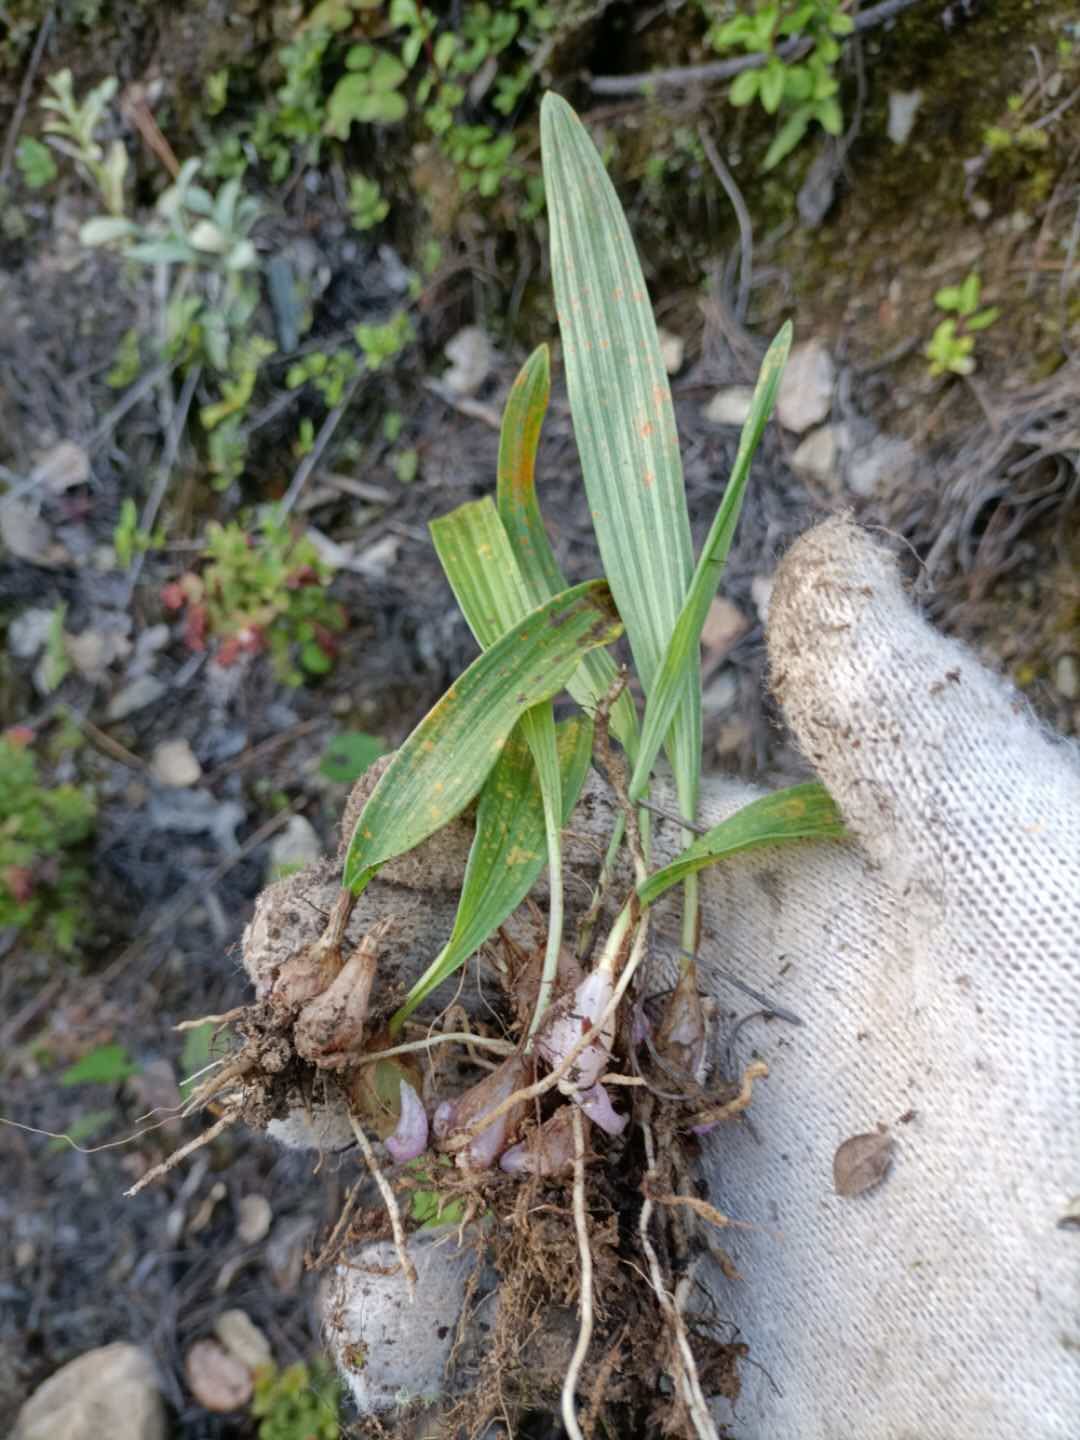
left=833, top=1126, right=894, bottom=1197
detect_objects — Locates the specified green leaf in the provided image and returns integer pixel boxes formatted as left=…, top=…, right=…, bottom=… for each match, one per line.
left=319, top=731, right=387, bottom=783
left=430, top=496, right=568, bottom=1030
left=816, top=94, right=843, bottom=136
left=965, top=306, right=999, bottom=332
left=496, top=345, right=640, bottom=758
left=763, top=109, right=810, bottom=169
left=541, top=93, right=700, bottom=826
left=760, top=60, right=785, bottom=114
left=630, top=322, right=791, bottom=802
left=60, top=1042, right=139, bottom=1087
left=729, top=69, right=760, bottom=106
left=299, top=640, right=333, bottom=674
left=342, top=579, right=621, bottom=895
left=638, top=782, right=845, bottom=908
left=78, top=215, right=136, bottom=246
left=956, top=272, right=980, bottom=314
left=15, top=136, right=57, bottom=188
left=390, top=715, right=593, bottom=1030
left=934, top=285, right=962, bottom=312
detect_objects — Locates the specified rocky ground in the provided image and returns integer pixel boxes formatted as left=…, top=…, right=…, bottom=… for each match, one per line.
left=2, top=1, right=1078, bottom=1436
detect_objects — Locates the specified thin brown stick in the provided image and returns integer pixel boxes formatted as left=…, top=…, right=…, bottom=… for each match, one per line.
left=561, top=1106, right=593, bottom=1440
left=589, top=0, right=921, bottom=95
left=124, top=1108, right=238, bottom=1197
left=347, top=1109, right=417, bottom=1300
left=0, top=4, right=54, bottom=186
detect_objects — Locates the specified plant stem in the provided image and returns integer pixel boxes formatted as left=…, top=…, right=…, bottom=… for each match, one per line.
left=525, top=778, right=565, bottom=1047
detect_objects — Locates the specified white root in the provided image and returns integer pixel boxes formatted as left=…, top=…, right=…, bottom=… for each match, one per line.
left=346, top=1109, right=417, bottom=1302
left=561, top=1106, right=593, bottom=1440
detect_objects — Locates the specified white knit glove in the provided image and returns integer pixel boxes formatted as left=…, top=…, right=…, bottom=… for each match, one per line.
left=688, top=517, right=1080, bottom=1438
left=248, top=519, right=1079, bottom=1433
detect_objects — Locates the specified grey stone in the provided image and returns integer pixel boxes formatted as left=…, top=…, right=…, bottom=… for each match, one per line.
left=657, top=327, right=685, bottom=375
left=105, top=675, right=167, bottom=721
left=703, top=669, right=738, bottom=715
left=443, top=326, right=495, bottom=397
left=268, top=815, right=322, bottom=879
left=846, top=433, right=917, bottom=500
left=8, top=607, right=55, bottom=659
left=887, top=90, right=922, bottom=146
left=33, top=441, right=90, bottom=493
left=151, top=738, right=202, bottom=788
left=14, top=1342, right=164, bottom=1440
left=702, top=386, right=754, bottom=427
left=776, top=340, right=834, bottom=434
left=791, top=424, right=842, bottom=488
left=1055, top=655, right=1080, bottom=701
left=147, top=788, right=245, bottom=852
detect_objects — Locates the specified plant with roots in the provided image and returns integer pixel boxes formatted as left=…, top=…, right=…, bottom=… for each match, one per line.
left=140, top=95, right=842, bottom=1437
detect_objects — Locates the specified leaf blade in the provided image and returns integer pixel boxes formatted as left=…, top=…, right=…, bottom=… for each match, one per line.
left=630, top=321, right=792, bottom=801
left=342, top=579, right=621, bottom=894
left=390, top=716, right=593, bottom=1029
left=637, top=782, right=845, bottom=908
left=496, top=345, right=639, bottom=757
left=541, top=92, right=699, bottom=812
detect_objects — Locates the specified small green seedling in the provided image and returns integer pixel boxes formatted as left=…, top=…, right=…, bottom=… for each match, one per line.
left=0, top=732, right=95, bottom=952
left=251, top=1360, right=341, bottom=1440
left=926, top=271, right=1000, bottom=377
left=347, top=174, right=390, bottom=230
left=14, top=136, right=57, bottom=189
left=710, top=0, right=854, bottom=168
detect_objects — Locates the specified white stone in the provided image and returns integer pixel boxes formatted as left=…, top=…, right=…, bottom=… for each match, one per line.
left=1055, top=655, right=1080, bottom=701
left=443, top=325, right=495, bottom=397
left=791, top=424, right=840, bottom=487
left=702, top=386, right=754, bottom=427
left=657, top=327, right=685, bottom=375
left=151, top=738, right=202, bottom=788
left=8, top=607, right=55, bottom=659
left=703, top=669, right=738, bottom=715
left=236, top=1193, right=273, bottom=1245
left=776, top=340, right=834, bottom=434
left=700, top=597, right=749, bottom=655
left=213, top=1309, right=273, bottom=1372
left=846, top=433, right=917, bottom=500
left=1, top=499, right=66, bottom=567
left=751, top=574, right=774, bottom=624
left=14, top=1343, right=164, bottom=1440
left=268, top=814, right=322, bottom=879
left=887, top=90, right=922, bottom=146
left=33, top=440, right=90, bottom=493
left=184, top=1339, right=252, bottom=1413
left=106, top=675, right=167, bottom=721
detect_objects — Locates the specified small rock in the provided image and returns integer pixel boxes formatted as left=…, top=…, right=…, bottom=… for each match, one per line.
left=657, top=327, right=685, bottom=375
left=188, top=1181, right=227, bottom=1236
left=970, top=196, right=992, bottom=222
left=185, top=1339, right=252, bottom=1413
left=443, top=325, right=495, bottom=397
left=8, top=607, right=55, bottom=659
left=791, top=424, right=841, bottom=489
left=33, top=441, right=90, bottom=494
left=128, top=623, right=171, bottom=677
left=151, top=738, right=202, bottom=788
left=700, top=597, right=749, bottom=657
left=713, top=717, right=752, bottom=760
left=887, top=90, right=922, bottom=146
left=797, top=147, right=841, bottom=229
left=750, top=574, right=774, bottom=625
left=14, top=1342, right=164, bottom=1440
left=236, top=1193, right=273, bottom=1245
left=147, top=789, right=244, bottom=851
left=268, top=815, right=322, bottom=879
left=65, top=628, right=131, bottom=682
left=214, top=1310, right=273, bottom=1372
left=106, top=675, right=167, bottom=721
left=1, top=499, right=68, bottom=568
left=846, top=433, right=917, bottom=500
left=1055, top=655, right=1080, bottom=701
left=776, top=340, right=834, bottom=435
left=702, top=386, right=754, bottom=427
left=703, top=669, right=738, bottom=715
left=266, top=1214, right=318, bottom=1292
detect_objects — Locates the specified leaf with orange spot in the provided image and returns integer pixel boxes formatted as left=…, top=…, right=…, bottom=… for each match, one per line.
left=389, top=715, right=593, bottom=1031
left=636, top=782, right=845, bottom=909
left=343, top=578, right=619, bottom=897
left=495, top=346, right=638, bottom=757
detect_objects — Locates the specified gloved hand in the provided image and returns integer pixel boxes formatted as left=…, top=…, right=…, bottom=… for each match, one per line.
left=687, top=516, right=1080, bottom=1438
left=249, top=518, right=1080, bottom=1436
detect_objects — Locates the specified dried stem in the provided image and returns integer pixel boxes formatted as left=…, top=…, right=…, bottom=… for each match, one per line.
left=561, top=1106, right=593, bottom=1440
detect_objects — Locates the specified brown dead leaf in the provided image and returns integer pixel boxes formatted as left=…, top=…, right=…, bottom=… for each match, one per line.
left=833, top=1126, right=894, bottom=1198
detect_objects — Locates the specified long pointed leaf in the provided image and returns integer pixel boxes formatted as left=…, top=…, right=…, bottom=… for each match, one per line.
left=630, top=321, right=792, bottom=801
left=342, top=579, right=621, bottom=895
left=431, top=496, right=566, bottom=1032
left=637, top=782, right=845, bottom=909
left=541, top=93, right=700, bottom=817
left=496, top=344, right=639, bottom=758
left=390, top=716, right=593, bottom=1030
